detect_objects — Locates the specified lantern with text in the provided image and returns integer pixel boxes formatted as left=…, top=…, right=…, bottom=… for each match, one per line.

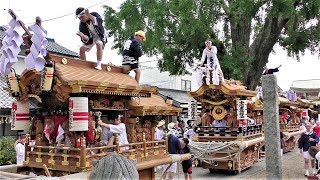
left=188, top=100, right=197, bottom=120
left=237, top=100, right=248, bottom=120
left=11, top=101, right=30, bottom=130
left=69, top=97, right=89, bottom=131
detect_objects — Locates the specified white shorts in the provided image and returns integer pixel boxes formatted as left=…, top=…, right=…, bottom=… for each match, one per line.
left=164, top=162, right=177, bottom=173
left=81, top=36, right=103, bottom=52
left=303, top=151, right=314, bottom=159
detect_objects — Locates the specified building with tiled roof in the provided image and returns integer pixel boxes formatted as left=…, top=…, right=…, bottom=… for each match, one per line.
left=0, top=76, right=16, bottom=109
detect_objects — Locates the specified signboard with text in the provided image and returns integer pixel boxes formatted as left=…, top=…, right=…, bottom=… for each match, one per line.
left=237, top=100, right=247, bottom=120
left=188, top=100, right=197, bottom=120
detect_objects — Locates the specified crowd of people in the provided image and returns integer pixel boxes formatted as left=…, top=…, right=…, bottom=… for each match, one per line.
left=155, top=120, right=195, bottom=180
left=298, top=117, right=320, bottom=176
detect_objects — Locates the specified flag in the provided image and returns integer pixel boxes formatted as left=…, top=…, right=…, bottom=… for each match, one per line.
left=56, top=124, right=65, bottom=143
left=44, top=124, right=50, bottom=141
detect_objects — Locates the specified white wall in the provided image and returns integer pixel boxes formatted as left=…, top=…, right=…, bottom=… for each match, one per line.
left=291, top=79, right=320, bottom=89
left=140, top=67, right=198, bottom=91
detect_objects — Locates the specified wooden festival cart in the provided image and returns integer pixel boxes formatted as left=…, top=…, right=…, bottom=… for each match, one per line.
left=7, top=53, right=188, bottom=179
left=188, top=80, right=264, bottom=174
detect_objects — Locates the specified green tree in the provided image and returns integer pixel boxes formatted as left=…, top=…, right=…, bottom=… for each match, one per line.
left=104, top=0, right=320, bottom=90
left=0, top=136, right=16, bottom=165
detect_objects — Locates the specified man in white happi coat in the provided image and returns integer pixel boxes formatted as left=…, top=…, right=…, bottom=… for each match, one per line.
left=196, top=40, right=224, bottom=86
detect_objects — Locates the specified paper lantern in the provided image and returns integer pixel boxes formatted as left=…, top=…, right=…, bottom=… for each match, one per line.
left=69, top=97, right=89, bottom=131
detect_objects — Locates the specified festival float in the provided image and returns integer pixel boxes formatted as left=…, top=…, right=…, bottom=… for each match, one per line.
left=0, top=11, right=190, bottom=179
left=274, top=91, right=314, bottom=154
left=188, top=80, right=264, bottom=174
left=5, top=53, right=191, bottom=179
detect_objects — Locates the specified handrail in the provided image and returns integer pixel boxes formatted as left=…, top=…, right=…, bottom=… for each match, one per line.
left=28, top=145, right=80, bottom=151
left=25, top=136, right=169, bottom=171
left=86, top=145, right=116, bottom=151
left=28, top=151, right=81, bottom=158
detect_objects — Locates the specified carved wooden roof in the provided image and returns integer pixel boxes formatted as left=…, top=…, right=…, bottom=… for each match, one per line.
left=51, top=54, right=157, bottom=97
left=189, top=80, right=257, bottom=99
left=246, top=97, right=263, bottom=111
left=297, top=98, right=315, bottom=108
left=278, top=97, right=299, bottom=107
left=128, top=94, right=182, bottom=116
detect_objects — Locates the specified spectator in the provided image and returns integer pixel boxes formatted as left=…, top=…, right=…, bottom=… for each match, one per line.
left=176, top=121, right=184, bottom=138
left=164, top=122, right=182, bottom=180
left=184, top=121, right=196, bottom=140
left=313, top=121, right=320, bottom=137
left=15, top=133, right=27, bottom=165
left=155, top=120, right=165, bottom=140
left=180, top=138, right=192, bottom=180
left=308, top=146, right=320, bottom=174
left=280, top=131, right=285, bottom=156
left=298, top=123, right=319, bottom=176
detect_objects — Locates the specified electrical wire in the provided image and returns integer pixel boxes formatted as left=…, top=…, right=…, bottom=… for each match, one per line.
left=24, top=0, right=107, bottom=25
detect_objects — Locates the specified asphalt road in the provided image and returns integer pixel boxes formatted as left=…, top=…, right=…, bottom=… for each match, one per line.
left=156, top=148, right=308, bottom=180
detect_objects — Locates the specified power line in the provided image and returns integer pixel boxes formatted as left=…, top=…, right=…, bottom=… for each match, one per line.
left=24, top=0, right=107, bottom=25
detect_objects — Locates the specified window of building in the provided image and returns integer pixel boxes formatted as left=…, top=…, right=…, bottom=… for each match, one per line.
left=181, top=79, right=191, bottom=91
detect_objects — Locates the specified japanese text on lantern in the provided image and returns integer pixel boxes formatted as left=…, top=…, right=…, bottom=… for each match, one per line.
left=236, top=100, right=247, bottom=120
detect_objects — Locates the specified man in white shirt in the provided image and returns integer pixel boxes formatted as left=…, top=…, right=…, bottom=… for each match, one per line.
left=15, top=133, right=27, bottom=165
left=98, top=112, right=129, bottom=150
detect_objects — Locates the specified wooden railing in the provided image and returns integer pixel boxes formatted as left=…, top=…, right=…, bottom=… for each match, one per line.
left=24, top=133, right=168, bottom=173
left=195, top=124, right=264, bottom=141
left=279, top=123, right=300, bottom=132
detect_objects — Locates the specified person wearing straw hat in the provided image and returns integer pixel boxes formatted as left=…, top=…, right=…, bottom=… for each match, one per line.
left=76, top=7, right=107, bottom=70
left=163, top=122, right=181, bottom=180
left=15, top=132, right=27, bottom=165
left=155, top=120, right=166, bottom=141
left=298, top=122, right=319, bottom=176
left=121, top=30, right=146, bottom=83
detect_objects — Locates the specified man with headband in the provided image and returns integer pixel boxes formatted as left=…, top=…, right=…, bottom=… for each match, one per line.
left=76, top=7, right=107, bottom=70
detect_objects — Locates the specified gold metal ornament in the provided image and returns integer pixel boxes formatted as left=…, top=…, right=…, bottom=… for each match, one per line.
left=106, top=66, right=111, bottom=71
left=61, top=58, right=68, bottom=64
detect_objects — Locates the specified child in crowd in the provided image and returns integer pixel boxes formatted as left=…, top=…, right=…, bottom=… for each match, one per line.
left=180, top=138, right=192, bottom=180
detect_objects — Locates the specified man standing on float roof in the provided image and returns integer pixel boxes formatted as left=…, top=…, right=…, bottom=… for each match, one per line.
left=75, top=7, right=107, bottom=70
left=122, top=31, right=146, bottom=83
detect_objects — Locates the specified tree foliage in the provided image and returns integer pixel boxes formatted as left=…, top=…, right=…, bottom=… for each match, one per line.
left=0, top=136, right=16, bottom=165
left=103, top=0, right=320, bottom=89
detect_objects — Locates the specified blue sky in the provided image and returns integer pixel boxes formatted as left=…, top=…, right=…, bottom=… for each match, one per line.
left=1, top=0, right=319, bottom=91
